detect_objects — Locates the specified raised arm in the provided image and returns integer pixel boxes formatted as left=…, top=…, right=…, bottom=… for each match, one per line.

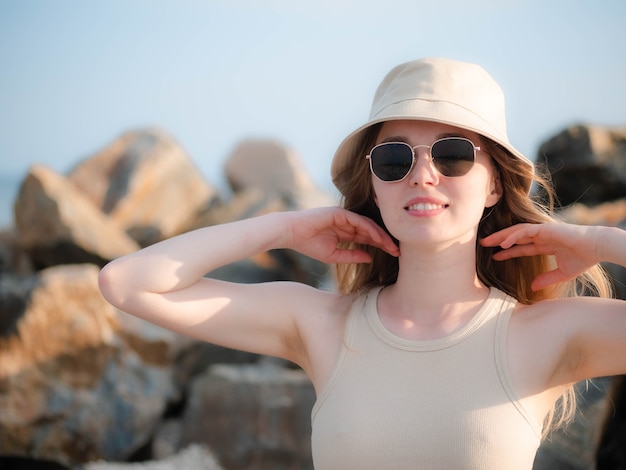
left=98, top=207, right=399, bottom=367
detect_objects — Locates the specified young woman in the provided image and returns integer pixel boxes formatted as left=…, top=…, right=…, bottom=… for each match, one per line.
left=99, top=58, right=626, bottom=469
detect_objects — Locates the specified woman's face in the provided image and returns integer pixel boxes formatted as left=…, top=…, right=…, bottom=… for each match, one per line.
left=370, top=120, right=501, bottom=251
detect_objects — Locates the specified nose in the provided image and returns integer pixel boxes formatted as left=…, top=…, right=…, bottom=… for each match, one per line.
left=407, top=146, right=439, bottom=186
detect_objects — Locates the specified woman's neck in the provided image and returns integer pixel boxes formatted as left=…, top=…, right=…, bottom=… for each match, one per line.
left=384, top=241, right=489, bottom=326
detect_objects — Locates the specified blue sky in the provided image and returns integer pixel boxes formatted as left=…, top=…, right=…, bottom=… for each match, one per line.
left=1, top=0, right=625, bottom=197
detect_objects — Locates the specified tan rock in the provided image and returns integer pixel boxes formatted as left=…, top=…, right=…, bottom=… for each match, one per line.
left=68, top=128, right=219, bottom=246
left=0, top=264, right=175, bottom=465
left=224, top=138, right=333, bottom=209
left=14, top=165, right=139, bottom=268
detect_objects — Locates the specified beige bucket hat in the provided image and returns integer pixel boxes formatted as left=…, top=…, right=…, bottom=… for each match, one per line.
left=331, top=57, right=534, bottom=188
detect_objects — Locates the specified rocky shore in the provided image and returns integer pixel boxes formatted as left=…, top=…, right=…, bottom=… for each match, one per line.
left=0, top=125, right=624, bottom=469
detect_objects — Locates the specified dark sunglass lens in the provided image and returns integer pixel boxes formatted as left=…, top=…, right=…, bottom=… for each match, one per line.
left=431, top=139, right=475, bottom=177
left=371, top=143, right=413, bottom=181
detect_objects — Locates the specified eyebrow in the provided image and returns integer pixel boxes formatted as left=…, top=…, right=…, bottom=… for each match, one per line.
left=380, top=132, right=470, bottom=144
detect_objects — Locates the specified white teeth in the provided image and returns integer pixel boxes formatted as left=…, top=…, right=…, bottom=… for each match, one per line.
left=407, top=203, right=446, bottom=211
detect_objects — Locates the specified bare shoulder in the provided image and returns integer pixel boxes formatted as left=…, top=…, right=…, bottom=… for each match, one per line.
left=288, top=282, right=354, bottom=348
left=285, top=283, right=356, bottom=392
left=513, top=295, right=624, bottom=327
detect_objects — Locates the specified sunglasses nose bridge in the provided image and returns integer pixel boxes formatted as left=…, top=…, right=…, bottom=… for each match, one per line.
left=408, top=144, right=439, bottom=182
left=411, top=144, right=433, bottom=163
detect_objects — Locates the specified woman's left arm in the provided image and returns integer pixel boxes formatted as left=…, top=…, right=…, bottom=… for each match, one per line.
left=482, top=222, right=626, bottom=381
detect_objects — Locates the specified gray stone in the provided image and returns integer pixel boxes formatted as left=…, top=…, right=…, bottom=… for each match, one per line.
left=537, top=125, right=626, bottom=206
left=180, top=363, right=315, bottom=470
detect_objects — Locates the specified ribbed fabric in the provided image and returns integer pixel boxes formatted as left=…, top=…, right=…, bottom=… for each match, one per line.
left=311, top=287, right=542, bottom=470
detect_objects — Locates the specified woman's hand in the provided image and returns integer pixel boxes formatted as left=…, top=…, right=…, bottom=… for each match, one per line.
left=480, top=222, right=604, bottom=291
left=284, top=207, right=400, bottom=264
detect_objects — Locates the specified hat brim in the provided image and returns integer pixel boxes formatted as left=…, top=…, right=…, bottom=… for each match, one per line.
left=331, top=99, right=534, bottom=189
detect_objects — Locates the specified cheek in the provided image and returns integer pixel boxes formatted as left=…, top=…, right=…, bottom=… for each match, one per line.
left=371, top=177, right=391, bottom=207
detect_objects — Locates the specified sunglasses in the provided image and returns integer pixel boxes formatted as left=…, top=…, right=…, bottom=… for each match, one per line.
left=366, top=137, right=481, bottom=182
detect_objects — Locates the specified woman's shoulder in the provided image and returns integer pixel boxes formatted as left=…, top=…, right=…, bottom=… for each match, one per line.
left=513, top=294, right=618, bottom=320
left=291, top=282, right=380, bottom=311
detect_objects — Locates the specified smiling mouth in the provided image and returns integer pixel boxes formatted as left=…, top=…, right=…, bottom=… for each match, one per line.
left=405, top=203, right=449, bottom=211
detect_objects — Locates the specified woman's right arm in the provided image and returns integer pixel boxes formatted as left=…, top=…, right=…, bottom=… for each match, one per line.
left=98, top=207, right=399, bottom=367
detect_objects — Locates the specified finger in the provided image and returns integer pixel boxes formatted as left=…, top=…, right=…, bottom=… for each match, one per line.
left=492, top=243, right=551, bottom=261
left=329, top=248, right=373, bottom=264
left=481, top=224, right=534, bottom=248
left=531, top=270, right=566, bottom=291
left=343, top=216, right=399, bottom=257
left=348, top=234, right=399, bottom=258
left=361, top=232, right=400, bottom=257
left=498, top=227, right=543, bottom=249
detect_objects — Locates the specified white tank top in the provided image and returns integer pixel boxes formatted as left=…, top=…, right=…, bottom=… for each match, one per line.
left=311, top=286, right=542, bottom=469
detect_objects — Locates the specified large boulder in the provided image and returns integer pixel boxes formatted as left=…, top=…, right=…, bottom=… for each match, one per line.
left=537, top=124, right=626, bottom=206
left=68, top=128, right=219, bottom=246
left=180, top=363, right=315, bottom=470
left=223, top=138, right=333, bottom=210
left=13, top=165, right=139, bottom=269
left=0, top=264, right=176, bottom=466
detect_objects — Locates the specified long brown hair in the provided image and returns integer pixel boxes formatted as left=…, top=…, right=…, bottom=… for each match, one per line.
left=332, top=122, right=613, bottom=436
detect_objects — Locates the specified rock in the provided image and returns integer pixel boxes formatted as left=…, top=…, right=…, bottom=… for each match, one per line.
left=0, top=228, right=33, bottom=276
left=596, top=376, right=626, bottom=469
left=216, top=140, right=333, bottom=287
left=171, top=340, right=259, bottom=389
left=187, top=186, right=288, bottom=230
left=84, top=444, right=223, bottom=470
left=558, top=198, right=626, bottom=227
left=0, top=456, right=72, bottom=469
left=223, top=138, right=333, bottom=210
left=0, top=273, right=37, bottom=339
left=180, top=363, right=315, bottom=470
left=68, top=128, right=219, bottom=246
left=13, top=165, right=139, bottom=269
left=151, top=419, right=184, bottom=460
left=533, top=378, right=613, bottom=470
left=537, top=124, right=626, bottom=206
left=0, top=264, right=175, bottom=466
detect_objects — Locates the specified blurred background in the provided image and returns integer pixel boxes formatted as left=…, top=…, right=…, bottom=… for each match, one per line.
left=1, top=0, right=625, bottom=227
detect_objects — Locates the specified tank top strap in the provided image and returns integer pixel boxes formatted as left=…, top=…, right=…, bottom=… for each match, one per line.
left=494, top=291, right=544, bottom=437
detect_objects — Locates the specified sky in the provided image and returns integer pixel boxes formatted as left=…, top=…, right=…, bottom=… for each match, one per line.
left=1, top=0, right=625, bottom=205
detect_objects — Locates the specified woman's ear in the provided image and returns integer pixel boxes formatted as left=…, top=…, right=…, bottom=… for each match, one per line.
left=485, top=171, right=502, bottom=208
